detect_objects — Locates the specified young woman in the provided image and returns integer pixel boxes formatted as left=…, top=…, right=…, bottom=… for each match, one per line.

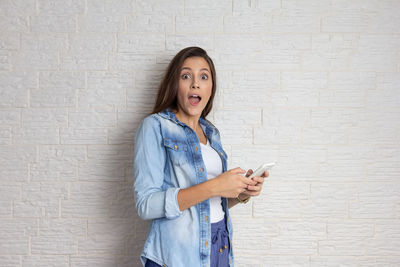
left=133, top=47, right=269, bottom=267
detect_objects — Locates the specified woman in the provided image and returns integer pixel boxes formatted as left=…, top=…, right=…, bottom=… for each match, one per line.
left=133, top=47, right=269, bottom=267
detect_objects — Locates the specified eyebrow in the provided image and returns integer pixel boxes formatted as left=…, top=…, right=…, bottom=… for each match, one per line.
left=181, top=67, right=210, bottom=72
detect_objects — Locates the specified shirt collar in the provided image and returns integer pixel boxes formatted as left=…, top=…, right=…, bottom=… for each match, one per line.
left=157, top=108, right=217, bottom=136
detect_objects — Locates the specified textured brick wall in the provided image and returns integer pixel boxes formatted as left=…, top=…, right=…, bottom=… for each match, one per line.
left=1, top=0, right=399, bottom=266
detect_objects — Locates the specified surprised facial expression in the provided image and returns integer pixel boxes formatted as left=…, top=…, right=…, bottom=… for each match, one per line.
left=176, top=56, right=213, bottom=119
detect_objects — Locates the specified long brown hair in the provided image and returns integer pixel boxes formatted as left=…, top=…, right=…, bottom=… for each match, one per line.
left=152, top=47, right=217, bottom=118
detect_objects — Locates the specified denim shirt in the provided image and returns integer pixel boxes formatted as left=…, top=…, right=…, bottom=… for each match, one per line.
left=133, top=108, right=234, bottom=267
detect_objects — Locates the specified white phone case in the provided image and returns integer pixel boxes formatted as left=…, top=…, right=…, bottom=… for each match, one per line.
left=247, top=162, right=275, bottom=179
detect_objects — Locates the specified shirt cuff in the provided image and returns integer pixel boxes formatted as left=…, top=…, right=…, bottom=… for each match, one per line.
left=165, top=187, right=183, bottom=219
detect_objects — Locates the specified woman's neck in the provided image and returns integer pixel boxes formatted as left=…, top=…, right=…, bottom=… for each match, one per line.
left=173, top=109, right=201, bottom=132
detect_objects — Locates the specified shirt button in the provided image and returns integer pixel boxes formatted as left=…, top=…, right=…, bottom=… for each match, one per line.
left=200, top=167, right=203, bottom=172
left=205, top=215, right=207, bottom=222
left=205, top=241, right=207, bottom=247
left=220, top=152, right=223, bottom=156
left=195, top=146, right=198, bottom=151
left=174, top=145, right=178, bottom=150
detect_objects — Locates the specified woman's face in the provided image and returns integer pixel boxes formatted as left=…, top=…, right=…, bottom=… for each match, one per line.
left=175, top=56, right=213, bottom=119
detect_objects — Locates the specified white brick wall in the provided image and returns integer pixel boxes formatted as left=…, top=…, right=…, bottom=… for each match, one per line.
left=0, top=0, right=399, bottom=266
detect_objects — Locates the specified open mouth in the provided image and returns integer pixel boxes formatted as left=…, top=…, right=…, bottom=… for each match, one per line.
left=188, top=94, right=202, bottom=106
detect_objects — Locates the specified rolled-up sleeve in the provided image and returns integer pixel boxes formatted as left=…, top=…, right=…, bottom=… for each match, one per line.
left=133, top=116, right=183, bottom=220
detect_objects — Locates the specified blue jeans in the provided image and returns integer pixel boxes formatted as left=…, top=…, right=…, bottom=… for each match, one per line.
left=145, top=218, right=230, bottom=267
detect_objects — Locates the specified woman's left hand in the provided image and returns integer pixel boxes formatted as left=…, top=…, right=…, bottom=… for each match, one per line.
left=238, top=169, right=269, bottom=199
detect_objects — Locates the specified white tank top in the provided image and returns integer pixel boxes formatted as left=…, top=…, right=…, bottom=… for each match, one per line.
left=200, top=139, right=225, bottom=223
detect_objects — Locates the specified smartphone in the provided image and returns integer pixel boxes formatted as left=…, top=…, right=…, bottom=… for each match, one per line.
left=247, top=162, right=275, bottom=179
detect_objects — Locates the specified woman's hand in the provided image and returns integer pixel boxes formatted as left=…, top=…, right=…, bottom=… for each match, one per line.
left=237, top=169, right=269, bottom=200
left=213, top=167, right=257, bottom=198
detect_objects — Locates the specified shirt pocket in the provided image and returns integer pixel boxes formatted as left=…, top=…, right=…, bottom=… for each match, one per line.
left=163, top=138, right=189, bottom=166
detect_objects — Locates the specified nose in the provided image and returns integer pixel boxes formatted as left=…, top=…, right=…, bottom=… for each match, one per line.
left=191, top=78, right=199, bottom=89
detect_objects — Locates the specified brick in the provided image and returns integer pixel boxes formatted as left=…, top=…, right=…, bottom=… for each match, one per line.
left=216, top=34, right=263, bottom=53
left=0, top=256, right=20, bottom=267
left=13, top=126, right=59, bottom=145
left=223, top=71, right=279, bottom=107
left=230, top=145, right=277, bottom=171
left=0, top=185, right=21, bottom=201
left=31, top=72, right=84, bottom=108
left=79, top=218, right=134, bottom=254
left=176, top=16, right=223, bottom=33
left=0, top=51, right=11, bottom=70
left=37, top=0, right=84, bottom=15
left=78, top=71, right=131, bottom=108
left=322, top=14, right=369, bottom=33
left=319, top=238, right=367, bottom=256
left=0, top=146, right=36, bottom=182
left=349, top=183, right=400, bottom=219
left=14, top=182, right=68, bottom=217
left=358, top=257, right=400, bottom=267
left=269, top=236, right=318, bottom=255
left=251, top=49, right=302, bottom=70
left=126, top=71, right=162, bottom=113
left=60, top=51, right=108, bottom=71
left=366, top=146, right=400, bottom=181
left=310, top=256, right=359, bottom=266
left=328, top=220, right=375, bottom=238
left=347, top=107, right=400, bottom=145
left=61, top=182, right=118, bottom=217
left=118, top=33, right=165, bottom=53
left=253, top=181, right=309, bottom=218
left=302, top=34, right=358, bottom=71
left=30, top=145, right=86, bottom=182
left=78, top=158, right=126, bottom=182
left=0, top=127, right=11, bottom=145
left=31, top=236, right=77, bottom=254
left=21, top=32, right=67, bottom=51
left=87, top=0, right=134, bottom=15
left=214, top=108, right=261, bottom=126
left=126, top=14, right=174, bottom=33
left=60, top=127, right=108, bottom=145
left=11, top=50, right=58, bottom=71
left=233, top=217, right=277, bottom=253
left=367, top=72, right=400, bottom=108
left=0, top=109, right=20, bottom=125
left=254, top=107, right=310, bottom=144
left=319, top=146, right=374, bottom=181
left=70, top=256, right=116, bottom=267
left=22, top=108, right=68, bottom=127
left=350, top=35, right=400, bottom=71
left=369, top=2, right=400, bottom=33
left=136, top=0, right=183, bottom=15
left=0, top=219, right=37, bottom=254
left=68, top=33, right=115, bottom=52
left=0, top=0, right=35, bottom=32
left=302, top=107, right=361, bottom=145
left=22, top=255, right=69, bottom=267
left=78, top=14, right=125, bottom=33
left=262, top=256, right=310, bottom=267
left=265, top=34, right=311, bottom=50
left=108, top=182, right=137, bottom=218
left=39, top=218, right=86, bottom=237
left=30, top=15, right=76, bottom=33
left=109, top=53, right=157, bottom=71
left=185, top=0, right=232, bottom=16
left=224, top=14, right=271, bottom=33
left=166, top=34, right=214, bottom=52
left=108, top=111, right=145, bottom=145
left=0, top=32, right=19, bottom=50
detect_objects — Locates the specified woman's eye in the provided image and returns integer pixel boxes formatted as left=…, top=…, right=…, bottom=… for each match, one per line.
left=182, top=74, right=190, bottom=79
left=201, top=74, right=208, bottom=80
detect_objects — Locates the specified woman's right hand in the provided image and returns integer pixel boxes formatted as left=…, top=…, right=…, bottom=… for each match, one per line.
left=213, top=167, right=257, bottom=198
